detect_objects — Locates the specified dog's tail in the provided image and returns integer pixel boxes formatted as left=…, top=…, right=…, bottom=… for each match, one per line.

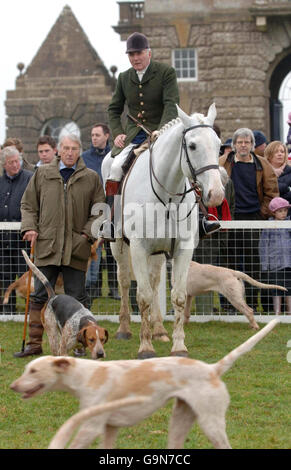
left=3, top=274, right=28, bottom=304
left=214, top=318, right=279, bottom=377
left=234, top=270, right=287, bottom=292
left=48, top=396, right=149, bottom=449
left=22, top=250, right=55, bottom=300
left=3, top=285, right=14, bottom=304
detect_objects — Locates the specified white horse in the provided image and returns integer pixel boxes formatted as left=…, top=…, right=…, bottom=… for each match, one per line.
left=102, top=104, right=224, bottom=359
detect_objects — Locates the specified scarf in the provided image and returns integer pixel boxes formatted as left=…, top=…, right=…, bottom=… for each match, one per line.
left=271, top=163, right=286, bottom=178
left=60, top=167, right=75, bottom=183
left=208, top=198, right=232, bottom=221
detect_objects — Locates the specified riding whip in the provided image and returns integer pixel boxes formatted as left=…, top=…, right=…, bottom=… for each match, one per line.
left=127, top=113, right=152, bottom=136
left=21, top=243, right=35, bottom=353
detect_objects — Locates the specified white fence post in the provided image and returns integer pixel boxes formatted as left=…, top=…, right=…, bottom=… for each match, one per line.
left=159, top=259, right=167, bottom=317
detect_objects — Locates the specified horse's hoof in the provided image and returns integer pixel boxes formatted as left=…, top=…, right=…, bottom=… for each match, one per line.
left=170, top=350, right=189, bottom=357
left=115, top=332, right=132, bottom=340
left=152, top=334, right=170, bottom=343
left=138, top=350, right=156, bottom=360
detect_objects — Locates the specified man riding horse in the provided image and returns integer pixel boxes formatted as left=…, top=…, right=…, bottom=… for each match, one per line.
left=99, top=32, right=220, bottom=241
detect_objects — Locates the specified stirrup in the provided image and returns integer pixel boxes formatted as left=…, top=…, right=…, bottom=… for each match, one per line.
left=199, top=215, right=221, bottom=239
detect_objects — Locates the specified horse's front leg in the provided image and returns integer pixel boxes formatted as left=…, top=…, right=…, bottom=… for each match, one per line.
left=110, top=241, right=132, bottom=340
left=171, top=250, right=192, bottom=356
left=149, top=254, right=170, bottom=343
left=131, top=241, right=156, bottom=359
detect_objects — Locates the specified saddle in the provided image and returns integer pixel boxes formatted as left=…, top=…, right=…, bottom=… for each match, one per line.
left=121, top=141, right=149, bottom=176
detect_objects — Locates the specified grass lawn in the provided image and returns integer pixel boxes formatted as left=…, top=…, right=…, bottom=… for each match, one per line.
left=0, top=319, right=291, bottom=449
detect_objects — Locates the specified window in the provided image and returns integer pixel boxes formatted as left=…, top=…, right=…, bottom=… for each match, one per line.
left=172, top=48, right=197, bottom=81
left=41, top=118, right=81, bottom=141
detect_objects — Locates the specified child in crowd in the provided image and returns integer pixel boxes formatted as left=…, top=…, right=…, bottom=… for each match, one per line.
left=259, top=197, right=291, bottom=315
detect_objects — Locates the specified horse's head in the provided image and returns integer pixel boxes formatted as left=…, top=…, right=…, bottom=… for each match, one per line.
left=178, top=104, right=224, bottom=207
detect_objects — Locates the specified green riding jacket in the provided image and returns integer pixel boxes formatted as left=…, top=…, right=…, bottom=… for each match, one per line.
left=108, top=60, right=180, bottom=157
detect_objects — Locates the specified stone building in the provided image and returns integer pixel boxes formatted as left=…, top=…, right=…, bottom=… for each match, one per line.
left=114, top=0, right=291, bottom=142
left=5, top=0, right=291, bottom=160
left=5, top=5, right=116, bottom=163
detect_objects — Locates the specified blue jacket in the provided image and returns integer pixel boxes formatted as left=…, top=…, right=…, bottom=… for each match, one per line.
left=259, top=216, right=291, bottom=271
left=82, top=143, right=111, bottom=184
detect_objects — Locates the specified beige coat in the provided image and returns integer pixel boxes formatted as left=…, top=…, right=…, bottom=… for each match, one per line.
left=21, top=156, right=105, bottom=271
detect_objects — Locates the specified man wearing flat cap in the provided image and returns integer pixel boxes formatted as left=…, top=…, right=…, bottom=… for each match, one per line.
left=99, top=32, right=179, bottom=240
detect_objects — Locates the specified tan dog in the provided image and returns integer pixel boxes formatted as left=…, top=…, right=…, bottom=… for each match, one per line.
left=3, top=271, right=64, bottom=305
left=2, top=240, right=99, bottom=306
left=185, top=261, right=287, bottom=330
left=11, top=319, right=279, bottom=449
left=22, top=250, right=108, bottom=359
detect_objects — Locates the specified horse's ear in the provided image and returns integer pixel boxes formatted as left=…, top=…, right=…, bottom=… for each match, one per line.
left=207, top=103, right=217, bottom=125
left=177, top=105, right=193, bottom=128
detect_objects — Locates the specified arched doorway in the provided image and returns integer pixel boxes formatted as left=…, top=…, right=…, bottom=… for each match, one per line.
left=279, top=72, right=291, bottom=145
left=41, top=118, right=81, bottom=142
left=269, top=52, right=291, bottom=141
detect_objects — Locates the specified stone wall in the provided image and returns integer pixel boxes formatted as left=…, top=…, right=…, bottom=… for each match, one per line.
left=6, top=74, right=113, bottom=163
left=116, top=0, right=291, bottom=142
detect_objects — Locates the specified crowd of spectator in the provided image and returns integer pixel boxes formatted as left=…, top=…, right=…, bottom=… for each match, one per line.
left=1, top=114, right=291, bottom=321
left=1, top=32, right=291, bottom=322
left=0, top=129, right=117, bottom=324
left=0, top=113, right=291, bottom=324
left=193, top=118, right=291, bottom=315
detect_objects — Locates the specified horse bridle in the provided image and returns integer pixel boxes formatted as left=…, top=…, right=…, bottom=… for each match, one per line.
left=149, top=123, right=219, bottom=204
left=181, top=124, right=220, bottom=184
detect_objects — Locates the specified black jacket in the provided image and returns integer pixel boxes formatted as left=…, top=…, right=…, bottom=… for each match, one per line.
left=0, top=168, right=33, bottom=221
left=278, top=165, right=291, bottom=203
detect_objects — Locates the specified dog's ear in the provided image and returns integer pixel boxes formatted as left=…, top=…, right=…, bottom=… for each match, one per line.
left=97, top=326, right=109, bottom=344
left=104, top=329, right=109, bottom=344
left=77, top=329, right=87, bottom=346
left=52, top=358, right=72, bottom=372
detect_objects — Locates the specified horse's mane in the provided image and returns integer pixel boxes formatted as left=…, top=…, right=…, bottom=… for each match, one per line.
left=156, top=112, right=206, bottom=139
left=157, top=118, right=181, bottom=137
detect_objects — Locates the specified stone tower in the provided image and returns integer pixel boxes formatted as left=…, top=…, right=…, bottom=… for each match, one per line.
left=114, top=0, right=291, bottom=142
left=5, top=5, right=115, bottom=163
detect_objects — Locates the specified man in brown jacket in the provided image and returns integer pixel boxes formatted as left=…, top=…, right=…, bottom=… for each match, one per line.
left=14, top=134, right=105, bottom=357
left=219, top=127, right=279, bottom=309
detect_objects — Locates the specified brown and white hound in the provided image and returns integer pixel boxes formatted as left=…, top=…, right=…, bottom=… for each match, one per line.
left=22, top=250, right=108, bottom=359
